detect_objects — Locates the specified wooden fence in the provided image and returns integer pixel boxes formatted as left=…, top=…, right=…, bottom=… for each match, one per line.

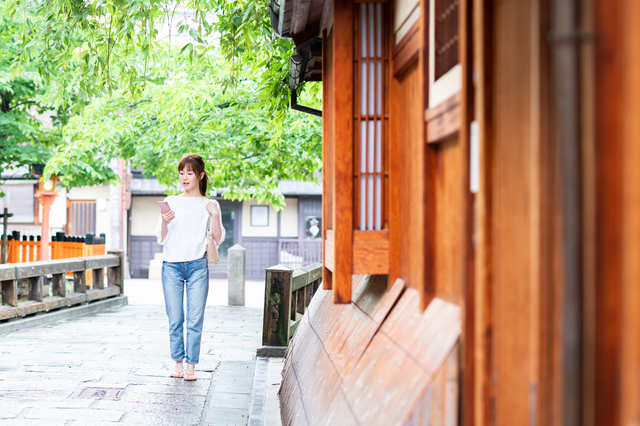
left=0, top=249, right=124, bottom=321
left=262, top=262, right=322, bottom=347
left=6, top=239, right=41, bottom=263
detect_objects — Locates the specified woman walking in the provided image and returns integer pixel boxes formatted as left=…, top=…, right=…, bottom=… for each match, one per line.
left=154, top=154, right=225, bottom=381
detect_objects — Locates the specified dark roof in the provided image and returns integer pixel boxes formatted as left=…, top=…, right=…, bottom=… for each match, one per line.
left=269, top=0, right=328, bottom=46
left=130, top=176, right=321, bottom=197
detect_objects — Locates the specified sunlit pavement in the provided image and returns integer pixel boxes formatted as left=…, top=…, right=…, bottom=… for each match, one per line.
left=0, top=278, right=282, bottom=426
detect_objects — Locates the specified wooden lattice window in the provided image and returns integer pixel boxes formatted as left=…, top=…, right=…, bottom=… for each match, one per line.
left=435, top=0, right=459, bottom=80
left=67, top=200, right=96, bottom=236
left=354, top=2, right=389, bottom=231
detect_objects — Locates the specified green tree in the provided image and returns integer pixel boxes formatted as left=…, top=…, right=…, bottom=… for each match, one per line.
left=0, top=12, right=54, bottom=180
left=0, top=7, right=120, bottom=189
left=4, top=0, right=322, bottom=206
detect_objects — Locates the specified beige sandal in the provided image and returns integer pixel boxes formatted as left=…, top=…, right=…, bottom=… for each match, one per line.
left=184, top=372, right=197, bottom=381
left=170, top=370, right=184, bottom=378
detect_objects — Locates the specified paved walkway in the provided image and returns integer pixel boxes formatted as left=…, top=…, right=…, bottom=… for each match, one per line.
left=0, top=279, right=283, bottom=426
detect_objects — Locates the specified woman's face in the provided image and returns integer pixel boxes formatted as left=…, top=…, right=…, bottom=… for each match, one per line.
left=179, top=167, right=203, bottom=192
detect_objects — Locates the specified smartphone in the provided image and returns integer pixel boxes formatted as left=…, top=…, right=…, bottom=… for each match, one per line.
left=158, top=201, right=171, bottom=213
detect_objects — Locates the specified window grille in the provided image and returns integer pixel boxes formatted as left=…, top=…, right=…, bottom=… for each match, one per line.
left=435, top=0, right=459, bottom=80
left=354, top=2, right=389, bottom=231
left=68, top=200, right=96, bottom=236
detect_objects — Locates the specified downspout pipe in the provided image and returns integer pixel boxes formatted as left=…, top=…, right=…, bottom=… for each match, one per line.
left=289, top=55, right=322, bottom=117
left=549, top=0, right=582, bottom=424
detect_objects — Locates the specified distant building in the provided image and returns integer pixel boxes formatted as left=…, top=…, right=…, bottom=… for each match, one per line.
left=128, top=172, right=322, bottom=279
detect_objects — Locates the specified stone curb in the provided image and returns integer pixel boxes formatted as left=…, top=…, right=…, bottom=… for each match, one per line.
left=248, top=357, right=269, bottom=426
left=256, top=346, right=288, bottom=358
left=0, top=295, right=128, bottom=335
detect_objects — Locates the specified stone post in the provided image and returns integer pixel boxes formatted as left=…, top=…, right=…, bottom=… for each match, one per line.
left=227, top=244, right=246, bottom=306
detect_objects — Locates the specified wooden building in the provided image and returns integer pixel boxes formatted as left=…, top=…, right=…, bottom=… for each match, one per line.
left=270, top=0, right=640, bottom=425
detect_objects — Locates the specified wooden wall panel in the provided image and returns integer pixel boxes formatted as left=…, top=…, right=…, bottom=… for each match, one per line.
left=490, top=0, right=548, bottom=424
left=432, top=135, right=465, bottom=305
left=389, top=22, right=419, bottom=288
left=397, top=64, right=426, bottom=297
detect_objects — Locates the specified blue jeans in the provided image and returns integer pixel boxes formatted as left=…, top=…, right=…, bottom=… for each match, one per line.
left=161, top=255, right=209, bottom=365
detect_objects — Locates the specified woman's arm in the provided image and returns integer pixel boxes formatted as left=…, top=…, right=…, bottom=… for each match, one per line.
left=155, top=210, right=175, bottom=244
left=206, top=201, right=225, bottom=246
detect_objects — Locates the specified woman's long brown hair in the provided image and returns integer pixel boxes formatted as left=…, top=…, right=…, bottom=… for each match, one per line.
left=178, top=154, right=208, bottom=197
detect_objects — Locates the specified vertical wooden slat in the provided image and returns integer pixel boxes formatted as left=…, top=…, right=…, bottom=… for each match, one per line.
left=297, top=287, right=306, bottom=314
left=323, top=26, right=334, bottom=291
left=388, top=29, right=402, bottom=287
left=594, top=0, right=623, bottom=424
left=28, top=276, right=43, bottom=302
left=458, top=0, right=475, bottom=424
left=107, top=249, right=125, bottom=294
left=93, top=268, right=104, bottom=290
left=420, top=0, right=432, bottom=310
left=355, top=6, right=362, bottom=231
left=74, top=270, right=86, bottom=294
left=51, top=273, right=65, bottom=297
left=473, top=0, right=493, bottom=424
left=332, top=0, right=354, bottom=303
left=1, top=279, right=18, bottom=307
left=621, top=0, right=640, bottom=422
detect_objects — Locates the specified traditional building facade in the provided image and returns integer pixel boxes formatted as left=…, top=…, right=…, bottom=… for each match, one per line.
left=271, top=0, right=640, bottom=425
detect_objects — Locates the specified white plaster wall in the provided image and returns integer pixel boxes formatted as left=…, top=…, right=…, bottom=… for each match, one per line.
left=241, top=199, right=278, bottom=238
left=395, top=0, right=420, bottom=44
left=279, top=198, right=299, bottom=238
left=48, top=188, right=67, bottom=230
left=430, top=64, right=462, bottom=107
left=131, top=196, right=165, bottom=236
left=68, top=185, right=110, bottom=200
left=96, top=202, right=111, bottom=238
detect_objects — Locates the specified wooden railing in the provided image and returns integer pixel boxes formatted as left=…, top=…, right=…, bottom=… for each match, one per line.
left=262, top=262, right=322, bottom=347
left=0, top=249, right=124, bottom=321
left=277, top=239, right=322, bottom=270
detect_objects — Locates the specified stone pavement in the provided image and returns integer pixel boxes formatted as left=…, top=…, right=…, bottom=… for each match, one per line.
left=0, top=279, right=284, bottom=426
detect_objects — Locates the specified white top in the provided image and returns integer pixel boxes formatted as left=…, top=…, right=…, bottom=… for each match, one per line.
left=154, top=196, right=226, bottom=263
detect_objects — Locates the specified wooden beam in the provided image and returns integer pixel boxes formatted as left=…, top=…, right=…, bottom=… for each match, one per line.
left=392, top=21, right=420, bottom=77
left=331, top=0, right=354, bottom=304
left=425, top=93, right=461, bottom=143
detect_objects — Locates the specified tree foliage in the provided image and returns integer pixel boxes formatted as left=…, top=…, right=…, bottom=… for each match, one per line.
left=0, top=11, right=56, bottom=180
left=3, top=0, right=322, bottom=207
left=0, top=3, right=121, bottom=189
left=49, top=58, right=321, bottom=208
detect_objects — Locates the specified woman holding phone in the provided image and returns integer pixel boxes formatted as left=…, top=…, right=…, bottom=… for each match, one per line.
left=154, top=153, right=225, bottom=381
